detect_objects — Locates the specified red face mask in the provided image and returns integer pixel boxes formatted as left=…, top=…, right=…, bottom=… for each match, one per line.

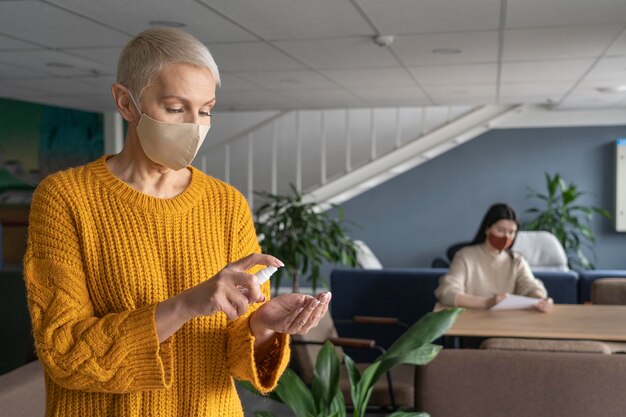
left=487, top=233, right=514, bottom=252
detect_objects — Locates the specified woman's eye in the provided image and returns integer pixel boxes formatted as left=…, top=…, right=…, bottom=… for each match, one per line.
left=166, top=108, right=184, bottom=113
left=200, top=111, right=212, bottom=117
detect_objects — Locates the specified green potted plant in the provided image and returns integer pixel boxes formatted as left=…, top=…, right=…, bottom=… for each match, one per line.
left=525, top=172, right=611, bottom=270
left=240, top=308, right=463, bottom=417
left=254, top=185, right=360, bottom=293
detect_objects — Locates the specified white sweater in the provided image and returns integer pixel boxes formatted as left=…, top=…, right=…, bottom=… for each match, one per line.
left=435, top=244, right=548, bottom=306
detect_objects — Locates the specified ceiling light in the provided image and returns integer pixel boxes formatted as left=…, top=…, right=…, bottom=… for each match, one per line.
left=431, top=48, right=462, bottom=54
left=373, top=35, right=394, bottom=47
left=596, top=85, right=626, bottom=94
left=149, top=20, right=186, bottom=28
left=46, top=62, right=74, bottom=68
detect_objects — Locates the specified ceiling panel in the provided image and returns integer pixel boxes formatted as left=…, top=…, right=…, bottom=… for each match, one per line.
left=213, top=90, right=300, bottom=111
left=358, top=0, right=501, bottom=34
left=0, top=33, right=40, bottom=50
left=61, top=75, right=117, bottom=95
left=47, top=0, right=256, bottom=43
left=393, top=31, right=499, bottom=66
left=351, top=88, right=431, bottom=106
left=0, top=49, right=115, bottom=77
left=2, top=76, right=106, bottom=96
left=501, top=59, right=595, bottom=83
left=422, top=84, right=496, bottom=104
left=1, top=0, right=625, bottom=112
left=279, top=89, right=366, bottom=109
left=218, top=73, right=268, bottom=91
left=0, top=62, right=47, bottom=79
left=25, top=94, right=117, bottom=113
left=274, top=37, right=398, bottom=70
left=63, top=47, right=122, bottom=68
left=208, top=42, right=305, bottom=72
left=0, top=81, right=49, bottom=99
left=409, top=63, right=497, bottom=85
left=558, top=93, right=625, bottom=109
left=499, top=82, right=572, bottom=103
left=503, top=25, right=623, bottom=60
left=321, top=68, right=416, bottom=89
left=583, top=56, right=626, bottom=81
left=201, top=0, right=373, bottom=40
left=507, top=0, right=626, bottom=28
left=0, top=1, right=130, bottom=48
left=571, top=79, right=626, bottom=96
left=605, top=30, right=626, bottom=56
left=233, top=70, right=335, bottom=91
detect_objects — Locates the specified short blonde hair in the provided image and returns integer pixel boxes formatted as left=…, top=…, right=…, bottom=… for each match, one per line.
left=117, top=27, right=220, bottom=102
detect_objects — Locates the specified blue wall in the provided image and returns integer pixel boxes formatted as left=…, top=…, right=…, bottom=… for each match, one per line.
left=336, top=125, right=626, bottom=269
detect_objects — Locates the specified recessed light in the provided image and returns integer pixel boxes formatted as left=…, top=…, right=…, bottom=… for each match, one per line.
left=596, top=85, right=626, bottom=93
left=431, top=48, right=462, bottom=55
left=149, top=20, right=186, bottom=28
left=46, top=62, right=74, bottom=68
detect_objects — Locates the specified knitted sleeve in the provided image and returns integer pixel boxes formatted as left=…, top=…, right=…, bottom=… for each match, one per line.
left=435, top=250, right=470, bottom=306
left=23, top=175, right=173, bottom=393
left=513, top=256, right=548, bottom=298
left=226, top=191, right=290, bottom=393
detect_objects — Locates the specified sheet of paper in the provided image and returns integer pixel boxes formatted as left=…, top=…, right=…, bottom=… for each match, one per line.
left=490, top=294, right=540, bottom=311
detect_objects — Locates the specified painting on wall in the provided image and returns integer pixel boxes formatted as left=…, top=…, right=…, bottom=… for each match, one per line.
left=0, top=97, right=103, bottom=203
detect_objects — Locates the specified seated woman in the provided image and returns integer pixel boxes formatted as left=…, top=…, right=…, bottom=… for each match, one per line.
left=435, top=203, right=553, bottom=312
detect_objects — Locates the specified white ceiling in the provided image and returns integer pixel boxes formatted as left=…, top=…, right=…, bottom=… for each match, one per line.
left=1, top=0, right=626, bottom=113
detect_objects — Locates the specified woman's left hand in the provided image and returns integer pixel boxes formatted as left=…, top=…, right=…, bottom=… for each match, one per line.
left=533, top=297, right=554, bottom=313
left=250, top=292, right=331, bottom=335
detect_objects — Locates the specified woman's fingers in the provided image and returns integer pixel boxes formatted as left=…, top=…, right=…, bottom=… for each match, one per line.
left=287, top=297, right=319, bottom=333
left=287, top=292, right=332, bottom=334
left=300, top=294, right=331, bottom=333
left=228, top=253, right=284, bottom=272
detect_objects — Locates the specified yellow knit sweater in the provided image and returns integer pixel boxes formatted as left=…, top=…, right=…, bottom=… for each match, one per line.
left=24, top=155, right=290, bottom=417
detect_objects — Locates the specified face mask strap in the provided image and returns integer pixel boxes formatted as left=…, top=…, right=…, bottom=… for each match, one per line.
left=126, top=89, right=143, bottom=119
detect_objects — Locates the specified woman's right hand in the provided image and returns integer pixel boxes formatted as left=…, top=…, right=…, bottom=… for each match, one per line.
left=180, top=253, right=283, bottom=321
left=487, top=292, right=508, bottom=309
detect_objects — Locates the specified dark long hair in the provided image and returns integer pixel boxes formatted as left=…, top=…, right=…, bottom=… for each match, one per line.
left=471, top=203, right=520, bottom=248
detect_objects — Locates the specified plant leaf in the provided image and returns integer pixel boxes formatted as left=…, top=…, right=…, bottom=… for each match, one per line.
left=311, top=341, right=341, bottom=415
left=354, top=309, right=462, bottom=414
left=343, top=354, right=361, bottom=409
left=273, top=369, right=317, bottom=417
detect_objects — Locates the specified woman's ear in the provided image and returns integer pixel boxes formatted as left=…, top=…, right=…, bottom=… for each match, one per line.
left=111, top=83, right=138, bottom=123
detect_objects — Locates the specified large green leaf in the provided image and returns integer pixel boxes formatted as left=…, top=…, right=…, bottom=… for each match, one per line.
left=353, top=308, right=462, bottom=416
left=343, top=354, right=361, bottom=409
left=311, top=341, right=341, bottom=415
left=328, top=389, right=346, bottom=417
left=273, top=369, right=317, bottom=417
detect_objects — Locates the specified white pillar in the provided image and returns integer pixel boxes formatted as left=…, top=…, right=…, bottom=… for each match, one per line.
left=104, top=112, right=124, bottom=154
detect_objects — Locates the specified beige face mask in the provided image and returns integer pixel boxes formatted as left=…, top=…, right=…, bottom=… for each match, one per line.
left=130, top=94, right=210, bottom=171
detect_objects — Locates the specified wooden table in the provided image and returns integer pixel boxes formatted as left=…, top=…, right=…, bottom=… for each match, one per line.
left=445, top=304, right=626, bottom=342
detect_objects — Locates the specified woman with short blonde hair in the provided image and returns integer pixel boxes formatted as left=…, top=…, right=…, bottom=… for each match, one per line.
left=25, top=28, right=330, bottom=417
